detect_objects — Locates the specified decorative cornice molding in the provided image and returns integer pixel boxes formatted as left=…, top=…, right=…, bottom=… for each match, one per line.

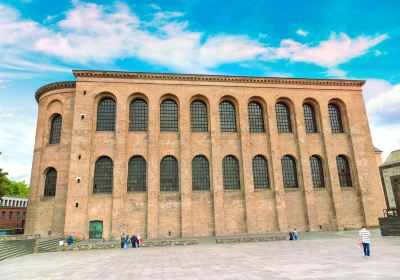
left=73, top=70, right=366, bottom=87
left=35, top=81, right=76, bottom=102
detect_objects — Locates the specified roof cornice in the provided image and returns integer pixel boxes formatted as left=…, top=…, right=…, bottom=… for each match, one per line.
left=35, top=81, right=76, bottom=102
left=72, top=70, right=366, bottom=87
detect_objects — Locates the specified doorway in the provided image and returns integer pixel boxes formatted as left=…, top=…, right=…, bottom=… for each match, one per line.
left=89, top=220, right=103, bottom=239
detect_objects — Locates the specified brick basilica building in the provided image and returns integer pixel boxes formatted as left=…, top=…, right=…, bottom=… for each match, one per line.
left=25, top=70, right=385, bottom=240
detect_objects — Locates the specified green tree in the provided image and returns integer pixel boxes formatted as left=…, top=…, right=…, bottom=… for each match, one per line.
left=0, top=168, right=29, bottom=198
left=0, top=168, right=8, bottom=198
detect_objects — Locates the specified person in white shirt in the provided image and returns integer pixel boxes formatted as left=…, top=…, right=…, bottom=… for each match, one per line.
left=359, top=226, right=371, bottom=256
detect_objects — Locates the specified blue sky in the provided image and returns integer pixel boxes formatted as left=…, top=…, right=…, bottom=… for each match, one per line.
left=0, top=0, right=399, bottom=182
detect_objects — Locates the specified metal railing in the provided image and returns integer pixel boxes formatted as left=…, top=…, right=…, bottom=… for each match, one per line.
left=383, top=209, right=398, bottom=217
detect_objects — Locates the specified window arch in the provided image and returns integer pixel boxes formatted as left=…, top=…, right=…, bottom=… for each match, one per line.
left=248, top=101, right=265, bottom=132
left=219, top=101, right=237, bottom=132
left=303, top=103, right=318, bottom=133
left=192, top=156, right=210, bottom=190
left=44, top=168, right=57, bottom=197
left=336, top=155, right=352, bottom=187
left=328, top=103, right=344, bottom=133
left=222, top=155, right=240, bottom=189
left=49, top=114, right=62, bottom=144
left=252, top=155, right=270, bottom=189
left=160, top=99, right=178, bottom=131
left=97, top=98, right=116, bottom=131
left=93, top=156, right=113, bottom=193
left=281, top=155, right=298, bottom=188
left=276, top=102, right=292, bottom=133
left=160, top=156, right=179, bottom=191
left=190, top=100, right=208, bottom=132
left=129, top=99, right=148, bottom=131
left=127, top=156, right=147, bottom=191
left=310, top=156, right=325, bottom=187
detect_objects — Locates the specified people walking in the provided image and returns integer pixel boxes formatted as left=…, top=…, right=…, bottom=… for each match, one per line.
left=293, top=229, right=298, bottom=240
left=289, top=229, right=294, bottom=240
left=125, top=235, right=130, bottom=249
left=136, top=233, right=141, bottom=248
left=131, top=234, right=137, bottom=248
left=359, top=226, right=371, bottom=256
left=120, top=233, right=125, bottom=249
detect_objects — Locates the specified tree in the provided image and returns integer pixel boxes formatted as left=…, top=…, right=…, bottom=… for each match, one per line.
left=0, top=168, right=29, bottom=198
left=0, top=168, right=8, bottom=199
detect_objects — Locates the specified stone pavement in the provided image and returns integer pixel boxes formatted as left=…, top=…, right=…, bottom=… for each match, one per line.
left=0, top=231, right=399, bottom=279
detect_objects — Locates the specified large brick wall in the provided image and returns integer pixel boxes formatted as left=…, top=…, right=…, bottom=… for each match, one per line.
left=25, top=71, right=386, bottom=240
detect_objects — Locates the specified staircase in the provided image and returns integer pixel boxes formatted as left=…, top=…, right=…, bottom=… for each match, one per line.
left=0, top=239, right=34, bottom=261
left=38, top=238, right=62, bottom=253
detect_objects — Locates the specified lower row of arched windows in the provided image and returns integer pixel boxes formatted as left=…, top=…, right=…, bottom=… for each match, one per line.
left=43, top=155, right=353, bottom=196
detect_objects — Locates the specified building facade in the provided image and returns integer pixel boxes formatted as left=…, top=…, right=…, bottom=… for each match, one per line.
left=25, top=70, right=385, bottom=240
left=0, top=196, right=28, bottom=235
left=380, top=150, right=400, bottom=210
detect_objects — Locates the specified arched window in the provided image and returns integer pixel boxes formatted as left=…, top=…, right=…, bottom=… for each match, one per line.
left=160, top=156, right=179, bottom=191
left=310, top=156, right=325, bottom=187
left=93, top=156, right=113, bottom=193
left=190, top=101, right=208, bottom=132
left=328, top=103, right=344, bottom=133
left=127, top=156, right=147, bottom=191
left=220, top=101, right=237, bottom=132
left=281, top=155, right=298, bottom=188
left=336, top=155, right=352, bottom=187
left=44, top=168, right=57, bottom=196
left=223, top=156, right=240, bottom=189
left=303, top=103, right=317, bottom=133
left=248, top=101, right=265, bottom=132
left=276, top=102, right=292, bottom=133
left=192, top=156, right=210, bottom=190
left=49, top=114, right=62, bottom=144
left=252, top=155, right=270, bottom=189
left=129, top=99, right=148, bottom=131
left=160, top=99, right=178, bottom=131
left=97, top=98, right=116, bottom=131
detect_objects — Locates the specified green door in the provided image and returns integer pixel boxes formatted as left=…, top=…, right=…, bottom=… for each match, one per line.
left=89, top=220, right=103, bottom=239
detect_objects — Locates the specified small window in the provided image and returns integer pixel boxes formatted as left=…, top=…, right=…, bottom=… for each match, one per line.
left=44, top=168, right=57, bottom=197
left=281, top=155, right=298, bottom=188
left=276, top=102, right=292, bottom=133
left=93, top=156, right=113, bottom=193
left=9, top=212, right=13, bottom=220
left=220, top=101, right=237, bottom=132
left=127, top=156, right=147, bottom=191
left=252, top=155, right=270, bottom=189
left=336, top=155, right=352, bottom=187
left=49, top=114, right=62, bottom=144
left=328, top=103, right=344, bottom=133
left=303, top=103, right=318, bottom=133
left=16, top=212, right=20, bottom=220
left=1, top=212, right=5, bottom=220
left=129, top=99, right=148, bottom=131
left=223, top=156, right=240, bottom=190
left=310, top=156, right=325, bottom=187
left=192, top=156, right=210, bottom=190
left=160, top=100, right=178, bottom=131
left=160, top=156, right=179, bottom=191
left=96, top=98, right=116, bottom=131
left=191, top=101, right=208, bottom=132
left=248, top=101, right=265, bottom=132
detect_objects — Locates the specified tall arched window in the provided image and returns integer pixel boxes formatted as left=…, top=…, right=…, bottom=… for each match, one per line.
left=129, top=99, right=148, bottom=131
left=93, top=156, right=113, bottom=193
left=127, top=156, right=147, bottom=191
left=160, top=100, right=178, bottom=131
left=328, top=103, right=344, bottom=133
left=160, top=156, right=179, bottom=191
left=97, top=98, right=116, bottom=131
left=192, top=156, right=210, bottom=190
left=276, top=102, right=292, bottom=133
left=44, top=168, right=57, bottom=197
left=220, top=101, right=237, bottom=132
left=248, top=101, right=265, bottom=132
left=252, top=155, right=270, bottom=189
left=190, top=101, right=208, bottom=132
left=303, top=103, right=317, bottom=133
left=281, top=155, right=298, bottom=188
left=336, top=155, right=352, bottom=187
left=223, top=155, right=240, bottom=189
left=49, top=114, right=62, bottom=144
left=310, top=156, right=325, bottom=187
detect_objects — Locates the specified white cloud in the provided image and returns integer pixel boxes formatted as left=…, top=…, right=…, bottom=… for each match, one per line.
left=363, top=79, right=392, bottom=101
left=296, top=29, right=308, bottom=36
left=325, top=68, right=347, bottom=78
left=367, top=83, right=400, bottom=125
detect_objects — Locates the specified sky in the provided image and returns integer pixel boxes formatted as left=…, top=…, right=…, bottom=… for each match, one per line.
left=0, top=0, right=399, bottom=183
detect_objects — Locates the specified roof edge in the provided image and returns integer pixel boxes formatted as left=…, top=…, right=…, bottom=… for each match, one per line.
left=35, top=81, right=76, bottom=102
left=72, top=70, right=366, bottom=87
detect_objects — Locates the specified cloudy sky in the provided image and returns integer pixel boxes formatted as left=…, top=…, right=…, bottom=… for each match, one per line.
left=0, top=0, right=399, bottom=183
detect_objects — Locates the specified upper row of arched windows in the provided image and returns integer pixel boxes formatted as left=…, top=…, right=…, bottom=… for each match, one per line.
left=48, top=98, right=345, bottom=144
left=43, top=154, right=353, bottom=196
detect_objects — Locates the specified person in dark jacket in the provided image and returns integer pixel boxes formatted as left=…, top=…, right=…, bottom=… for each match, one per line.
left=130, top=234, right=138, bottom=248
left=120, top=233, right=125, bottom=248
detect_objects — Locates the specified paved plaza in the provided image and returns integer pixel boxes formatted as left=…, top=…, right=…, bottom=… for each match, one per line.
left=1, top=231, right=399, bottom=280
